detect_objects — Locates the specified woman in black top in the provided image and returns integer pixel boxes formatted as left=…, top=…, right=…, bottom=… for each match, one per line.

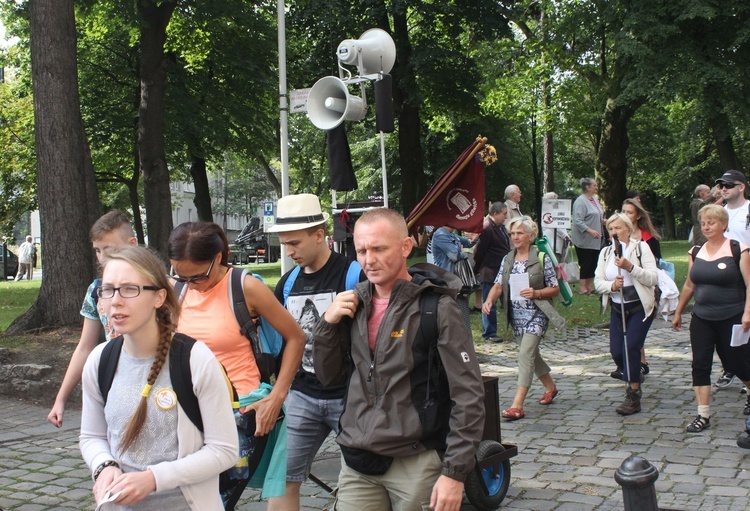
left=673, top=204, right=750, bottom=433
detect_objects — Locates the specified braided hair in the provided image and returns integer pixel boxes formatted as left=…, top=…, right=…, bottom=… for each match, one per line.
left=101, top=246, right=180, bottom=454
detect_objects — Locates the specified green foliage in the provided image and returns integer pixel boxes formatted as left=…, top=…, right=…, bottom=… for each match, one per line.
left=0, top=81, right=36, bottom=237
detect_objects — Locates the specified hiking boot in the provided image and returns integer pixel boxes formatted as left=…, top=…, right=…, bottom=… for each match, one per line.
left=738, top=430, right=750, bottom=449
left=715, top=371, right=735, bottom=389
left=616, top=387, right=641, bottom=416
left=610, top=368, right=623, bottom=380
left=686, top=414, right=710, bottom=433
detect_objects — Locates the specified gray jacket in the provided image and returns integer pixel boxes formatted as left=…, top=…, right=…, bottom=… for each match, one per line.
left=571, top=193, right=604, bottom=250
left=313, top=264, right=485, bottom=481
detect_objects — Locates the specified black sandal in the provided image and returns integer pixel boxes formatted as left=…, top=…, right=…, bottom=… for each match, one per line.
left=686, top=414, right=710, bottom=433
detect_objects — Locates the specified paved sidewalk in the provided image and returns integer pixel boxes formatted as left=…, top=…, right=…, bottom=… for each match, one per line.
left=1, top=314, right=749, bottom=510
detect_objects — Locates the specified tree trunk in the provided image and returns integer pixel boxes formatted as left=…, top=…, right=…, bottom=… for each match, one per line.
left=529, top=116, right=542, bottom=221
left=137, top=0, right=176, bottom=261
left=543, top=83, right=554, bottom=194
left=8, top=0, right=101, bottom=333
left=708, top=112, right=743, bottom=171
left=130, top=83, right=145, bottom=244
left=254, top=152, right=282, bottom=196
left=662, top=196, right=675, bottom=241
left=392, top=9, right=426, bottom=215
left=189, top=152, right=213, bottom=222
left=596, top=98, right=639, bottom=214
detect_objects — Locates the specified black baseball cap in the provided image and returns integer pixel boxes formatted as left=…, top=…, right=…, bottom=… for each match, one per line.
left=715, top=169, right=748, bottom=186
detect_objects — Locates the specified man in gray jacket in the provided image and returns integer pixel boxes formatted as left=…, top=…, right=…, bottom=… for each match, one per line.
left=313, top=208, right=485, bottom=511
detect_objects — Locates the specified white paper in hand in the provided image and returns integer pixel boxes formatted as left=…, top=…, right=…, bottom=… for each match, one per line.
left=95, top=491, right=121, bottom=511
left=509, top=273, right=530, bottom=300
left=730, top=324, right=750, bottom=347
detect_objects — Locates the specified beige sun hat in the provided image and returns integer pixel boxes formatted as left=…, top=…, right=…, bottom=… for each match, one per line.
left=266, top=193, right=330, bottom=233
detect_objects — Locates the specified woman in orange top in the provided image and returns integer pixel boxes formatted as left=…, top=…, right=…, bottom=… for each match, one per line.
left=168, top=222, right=305, bottom=436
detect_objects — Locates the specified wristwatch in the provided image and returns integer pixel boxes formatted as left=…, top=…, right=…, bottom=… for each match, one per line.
left=93, top=460, right=120, bottom=481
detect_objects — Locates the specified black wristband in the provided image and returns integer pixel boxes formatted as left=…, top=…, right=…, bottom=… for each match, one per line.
left=93, top=460, right=120, bottom=481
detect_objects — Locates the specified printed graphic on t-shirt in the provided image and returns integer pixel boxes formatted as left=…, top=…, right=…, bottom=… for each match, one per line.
left=98, top=300, right=119, bottom=341
left=286, top=292, right=335, bottom=373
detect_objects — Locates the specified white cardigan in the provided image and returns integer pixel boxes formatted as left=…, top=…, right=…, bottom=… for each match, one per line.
left=80, top=340, right=238, bottom=511
left=594, top=240, right=659, bottom=320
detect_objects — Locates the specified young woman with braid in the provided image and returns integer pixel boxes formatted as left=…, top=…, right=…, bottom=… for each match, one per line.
left=79, top=246, right=238, bottom=510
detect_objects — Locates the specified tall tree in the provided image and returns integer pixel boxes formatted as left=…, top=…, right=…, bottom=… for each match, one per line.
left=137, top=0, right=175, bottom=260
left=8, top=0, right=100, bottom=333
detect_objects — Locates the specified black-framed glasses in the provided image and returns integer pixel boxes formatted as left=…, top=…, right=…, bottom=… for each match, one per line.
left=168, top=258, right=215, bottom=284
left=717, top=182, right=737, bottom=189
left=97, top=285, right=160, bottom=299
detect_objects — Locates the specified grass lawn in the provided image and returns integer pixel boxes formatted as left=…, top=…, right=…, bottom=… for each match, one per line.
left=0, top=279, right=42, bottom=332
left=0, top=241, right=692, bottom=335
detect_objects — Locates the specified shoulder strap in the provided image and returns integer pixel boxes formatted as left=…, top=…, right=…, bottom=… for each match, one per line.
left=690, top=243, right=704, bottom=262
left=228, top=268, right=271, bottom=383
left=345, top=260, right=363, bottom=290
left=168, top=334, right=203, bottom=432
left=420, top=291, right=441, bottom=405
left=98, top=335, right=124, bottom=404
left=635, top=241, right=643, bottom=266
left=282, top=266, right=302, bottom=305
left=731, top=239, right=741, bottom=266
left=420, top=291, right=440, bottom=351
left=228, top=268, right=256, bottom=340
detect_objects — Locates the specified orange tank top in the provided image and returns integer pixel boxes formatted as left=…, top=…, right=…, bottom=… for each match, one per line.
left=177, top=269, right=260, bottom=396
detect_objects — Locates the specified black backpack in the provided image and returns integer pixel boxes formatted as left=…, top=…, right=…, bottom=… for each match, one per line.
left=97, top=333, right=267, bottom=511
left=412, top=291, right=452, bottom=450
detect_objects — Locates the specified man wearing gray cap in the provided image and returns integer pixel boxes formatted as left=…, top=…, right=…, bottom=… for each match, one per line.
left=266, top=194, right=364, bottom=511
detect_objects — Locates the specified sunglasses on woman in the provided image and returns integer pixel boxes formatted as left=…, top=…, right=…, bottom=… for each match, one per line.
left=717, top=182, right=738, bottom=189
left=168, top=258, right=215, bottom=284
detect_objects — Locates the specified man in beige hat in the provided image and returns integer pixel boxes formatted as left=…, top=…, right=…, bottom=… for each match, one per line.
left=266, top=194, right=363, bottom=511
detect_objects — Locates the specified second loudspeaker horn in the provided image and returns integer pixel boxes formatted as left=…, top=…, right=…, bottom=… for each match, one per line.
left=307, top=76, right=366, bottom=131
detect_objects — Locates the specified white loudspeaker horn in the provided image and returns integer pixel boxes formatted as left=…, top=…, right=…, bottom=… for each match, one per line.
left=337, top=28, right=396, bottom=76
left=307, top=76, right=366, bottom=130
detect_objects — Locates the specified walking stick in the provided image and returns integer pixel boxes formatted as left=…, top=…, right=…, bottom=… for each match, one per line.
left=613, top=234, right=631, bottom=381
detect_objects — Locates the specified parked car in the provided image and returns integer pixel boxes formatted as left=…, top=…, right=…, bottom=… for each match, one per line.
left=1, top=246, right=19, bottom=280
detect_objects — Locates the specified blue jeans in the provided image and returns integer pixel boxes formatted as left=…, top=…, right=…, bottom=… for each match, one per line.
left=284, top=389, right=344, bottom=482
left=481, top=282, right=497, bottom=338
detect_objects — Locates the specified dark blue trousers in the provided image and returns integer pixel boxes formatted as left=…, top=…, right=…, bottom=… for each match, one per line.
left=609, top=301, right=655, bottom=383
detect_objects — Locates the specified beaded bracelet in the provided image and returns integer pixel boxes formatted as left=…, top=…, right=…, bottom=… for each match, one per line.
left=93, top=460, right=120, bottom=481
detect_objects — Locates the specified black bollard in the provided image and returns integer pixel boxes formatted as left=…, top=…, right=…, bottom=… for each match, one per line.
left=614, top=455, right=660, bottom=511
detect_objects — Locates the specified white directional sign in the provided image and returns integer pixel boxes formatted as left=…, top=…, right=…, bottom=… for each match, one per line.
left=541, top=199, right=571, bottom=229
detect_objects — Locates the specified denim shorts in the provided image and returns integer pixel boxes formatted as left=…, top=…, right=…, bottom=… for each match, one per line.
left=285, top=389, right=345, bottom=482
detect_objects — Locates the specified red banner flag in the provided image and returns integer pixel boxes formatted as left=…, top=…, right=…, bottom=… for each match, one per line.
left=406, top=138, right=489, bottom=234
